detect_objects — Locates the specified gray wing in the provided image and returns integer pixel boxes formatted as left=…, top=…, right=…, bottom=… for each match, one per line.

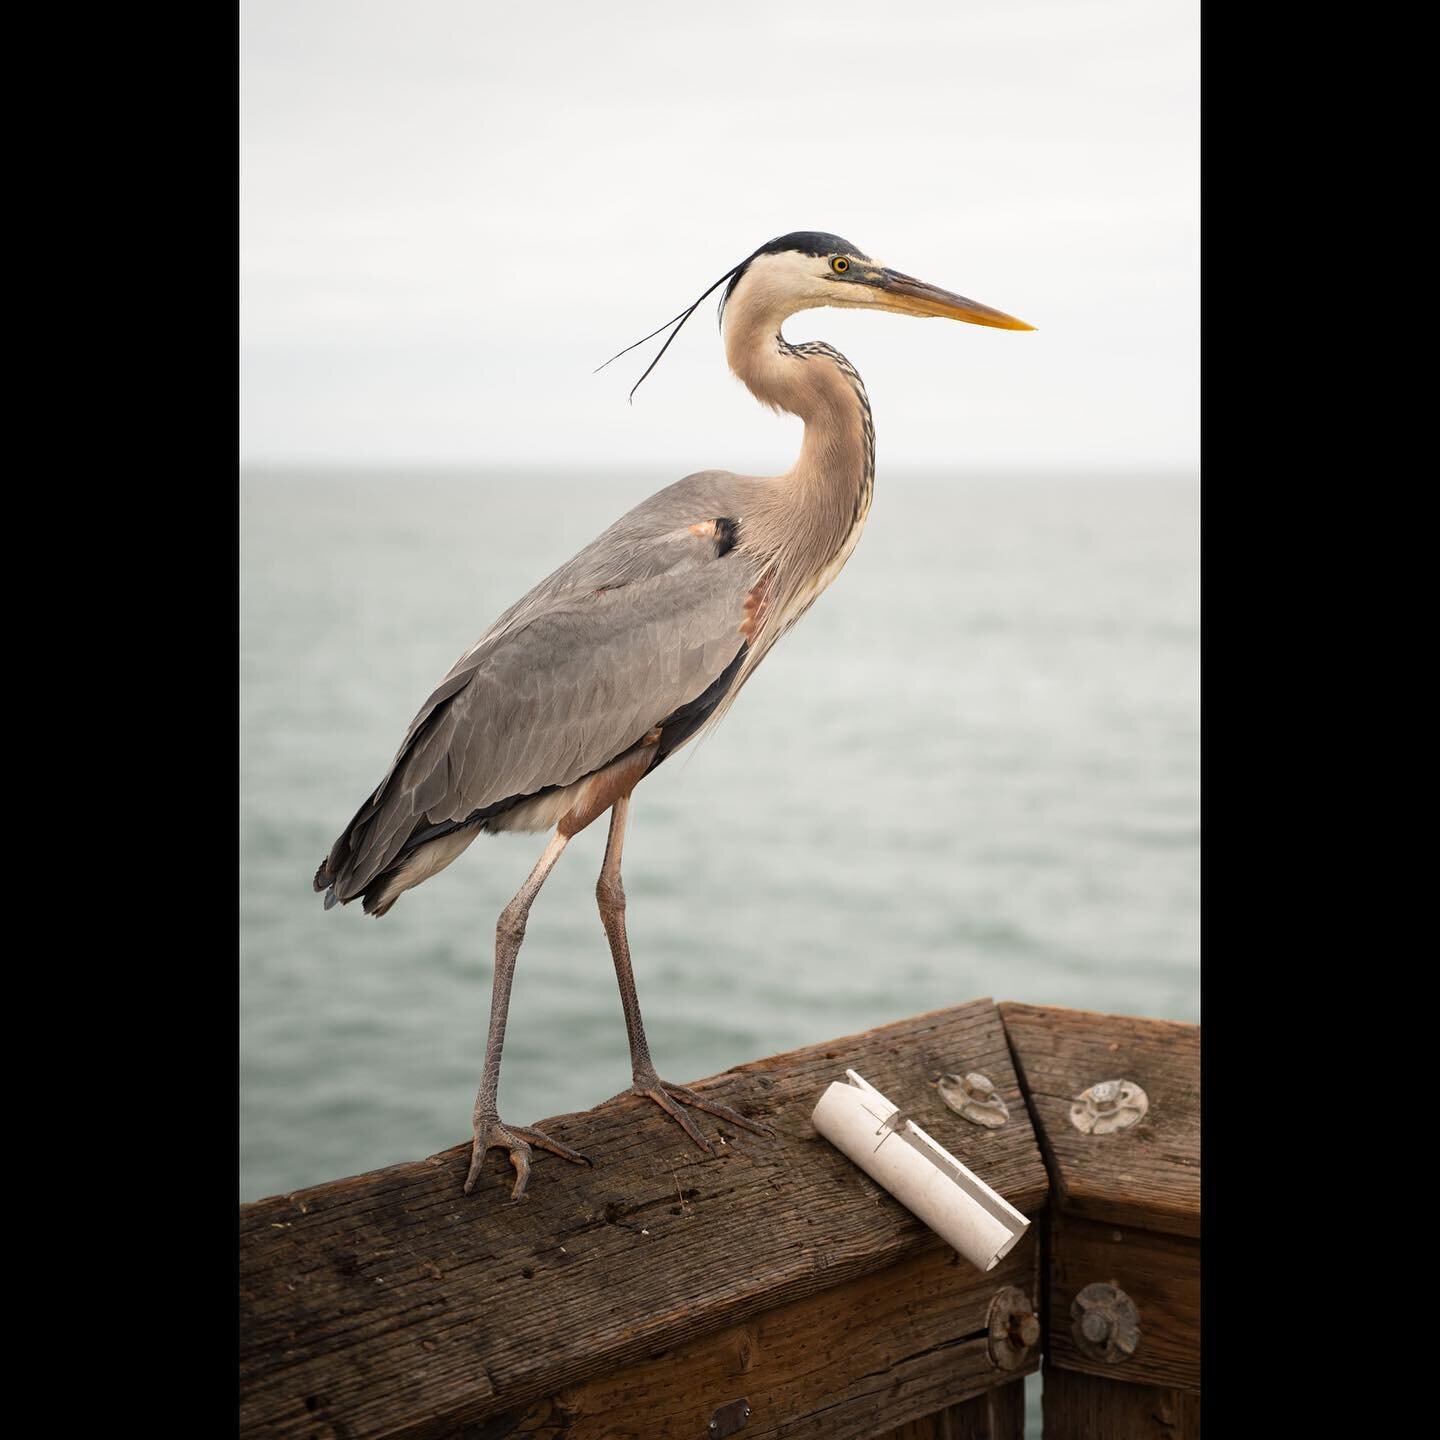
left=322, top=472, right=765, bottom=900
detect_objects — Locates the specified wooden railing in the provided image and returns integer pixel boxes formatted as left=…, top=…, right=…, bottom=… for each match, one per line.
left=239, top=999, right=1199, bottom=1439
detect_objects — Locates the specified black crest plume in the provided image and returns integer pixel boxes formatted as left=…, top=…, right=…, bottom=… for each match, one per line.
left=593, top=262, right=744, bottom=403
left=595, top=231, right=867, bottom=402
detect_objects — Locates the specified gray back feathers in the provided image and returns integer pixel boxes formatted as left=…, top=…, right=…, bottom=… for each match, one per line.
left=319, top=472, right=769, bottom=903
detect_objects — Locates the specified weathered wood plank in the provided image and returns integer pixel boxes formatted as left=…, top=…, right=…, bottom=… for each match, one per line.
left=240, top=1000, right=1047, bottom=1440
left=878, top=1378, right=1026, bottom=1439
left=998, top=1003, right=1198, bottom=1238
left=484, top=1237, right=1037, bottom=1440
left=1003, top=1003, right=1200, bottom=1434
left=1042, top=1366, right=1199, bottom=1439
left=1047, top=1214, right=1199, bottom=1393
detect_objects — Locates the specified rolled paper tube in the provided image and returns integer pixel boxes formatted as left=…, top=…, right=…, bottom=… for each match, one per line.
left=811, top=1068, right=1029, bottom=1272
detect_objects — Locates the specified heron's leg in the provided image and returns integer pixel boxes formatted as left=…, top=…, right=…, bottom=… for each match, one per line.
left=466, top=830, right=591, bottom=1199
left=597, top=794, right=773, bottom=1155
left=596, top=795, right=656, bottom=1076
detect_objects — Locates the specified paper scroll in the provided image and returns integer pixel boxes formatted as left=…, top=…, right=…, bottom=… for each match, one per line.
left=811, top=1068, right=1028, bottom=1272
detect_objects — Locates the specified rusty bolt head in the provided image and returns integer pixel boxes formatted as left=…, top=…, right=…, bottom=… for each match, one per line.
left=1071, top=1282, right=1140, bottom=1363
left=1070, top=1079, right=1148, bottom=1135
left=708, top=1398, right=751, bottom=1437
left=987, top=1285, right=1040, bottom=1371
left=938, top=1071, right=1010, bottom=1128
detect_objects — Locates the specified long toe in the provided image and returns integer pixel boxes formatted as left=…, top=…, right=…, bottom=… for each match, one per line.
left=659, top=1081, right=775, bottom=1137
left=634, top=1077, right=774, bottom=1152
left=465, top=1119, right=590, bottom=1201
left=510, top=1124, right=592, bottom=1168
left=640, top=1084, right=715, bottom=1154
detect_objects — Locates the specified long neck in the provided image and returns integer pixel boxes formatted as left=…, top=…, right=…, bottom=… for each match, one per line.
left=722, top=290, right=876, bottom=574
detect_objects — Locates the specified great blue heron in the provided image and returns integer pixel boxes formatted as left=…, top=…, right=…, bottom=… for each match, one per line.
left=314, top=230, right=1033, bottom=1198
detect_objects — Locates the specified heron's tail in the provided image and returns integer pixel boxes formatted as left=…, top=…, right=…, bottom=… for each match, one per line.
left=312, top=850, right=398, bottom=916
left=314, top=819, right=482, bottom=919
left=312, top=860, right=340, bottom=910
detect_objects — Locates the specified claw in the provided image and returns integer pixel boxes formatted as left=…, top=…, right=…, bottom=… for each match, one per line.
left=634, top=1078, right=774, bottom=1152
left=465, top=1118, right=591, bottom=1200
left=663, top=1082, right=775, bottom=1137
left=642, top=1086, right=715, bottom=1154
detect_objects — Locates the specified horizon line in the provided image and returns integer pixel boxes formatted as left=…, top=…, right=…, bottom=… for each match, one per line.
left=239, top=459, right=1201, bottom=479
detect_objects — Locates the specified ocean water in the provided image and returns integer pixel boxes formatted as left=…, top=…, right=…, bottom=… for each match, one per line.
left=240, top=467, right=1198, bottom=1205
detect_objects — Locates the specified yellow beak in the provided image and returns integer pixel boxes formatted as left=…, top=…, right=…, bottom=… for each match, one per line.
left=870, top=269, right=1035, bottom=331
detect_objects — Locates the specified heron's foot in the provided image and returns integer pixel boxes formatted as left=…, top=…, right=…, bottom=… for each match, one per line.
left=631, top=1073, right=775, bottom=1155
left=464, top=1114, right=591, bottom=1201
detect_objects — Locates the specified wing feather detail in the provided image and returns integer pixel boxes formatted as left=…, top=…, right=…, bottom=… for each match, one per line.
left=321, top=488, right=762, bottom=902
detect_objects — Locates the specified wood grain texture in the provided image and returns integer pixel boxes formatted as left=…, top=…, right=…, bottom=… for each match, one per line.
left=879, top=1379, right=1026, bottom=1440
left=240, top=1000, right=1047, bottom=1440
left=998, top=1004, right=1198, bottom=1238
left=1047, top=1214, right=1199, bottom=1393
left=484, top=1238, right=1037, bottom=1440
left=1042, top=1366, right=1199, bottom=1439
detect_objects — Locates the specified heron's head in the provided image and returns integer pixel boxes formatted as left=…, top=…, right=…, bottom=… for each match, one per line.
left=600, top=229, right=1031, bottom=400
left=719, top=231, right=1034, bottom=333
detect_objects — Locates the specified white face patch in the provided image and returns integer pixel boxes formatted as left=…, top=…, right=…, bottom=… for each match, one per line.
left=729, top=249, right=884, bottom=323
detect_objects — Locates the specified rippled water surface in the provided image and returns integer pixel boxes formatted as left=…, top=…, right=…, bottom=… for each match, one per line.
left=240, top=468, right=1198, bottom=1202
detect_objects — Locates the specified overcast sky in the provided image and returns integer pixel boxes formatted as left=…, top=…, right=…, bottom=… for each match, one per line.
left=241, top=1, right=1197, bottom=473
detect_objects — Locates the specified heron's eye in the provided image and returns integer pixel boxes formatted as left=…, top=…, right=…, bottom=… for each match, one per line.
left=831, top=256, right=849, bottom=274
